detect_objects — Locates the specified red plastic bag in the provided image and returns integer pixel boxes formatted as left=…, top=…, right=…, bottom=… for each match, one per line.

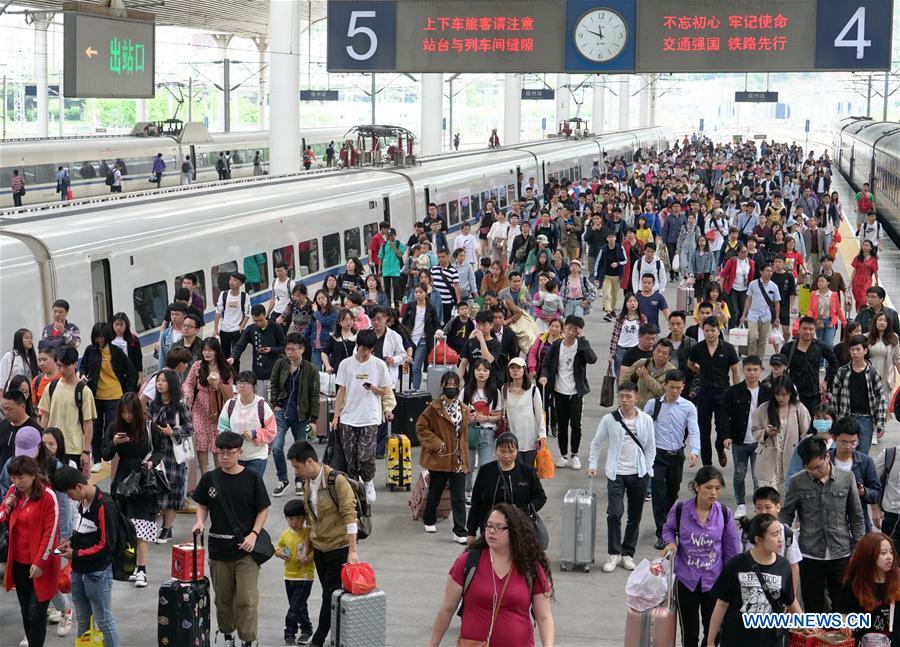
left=59, top=563, right=72, bottom=593
left=66, top=189, right=73, bottom=200
left=341, top=562, right=377, bottom=595
left=427, top=338, right=459, bottom=365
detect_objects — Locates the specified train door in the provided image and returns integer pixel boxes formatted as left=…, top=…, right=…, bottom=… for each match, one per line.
left=383, top=196, right=391, bottom=224
left=189, top=144, right=197, bottom=180
left=849, top=144, right=855, bottom=180
left=90, top=259, right=113, bottom=324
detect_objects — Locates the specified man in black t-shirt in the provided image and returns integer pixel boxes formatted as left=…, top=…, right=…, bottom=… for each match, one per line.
left=457, top=310, right=501, bottom=382
left=193, top=431, right=271, bottom=647
left=688, top=317, right=740, bottom=467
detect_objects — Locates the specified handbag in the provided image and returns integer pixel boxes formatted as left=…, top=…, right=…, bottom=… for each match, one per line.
left=600, top=362, right=615, bottom=407
left=457, top=566, right=510, bottom=647
left=728, top=323, right=749, bottom=348
left=672, top=254, right=680, bottom=272
left=508, top=312, right=540, bottom=355
left=530, top=504, right=549, bottom=550
left=319, top=370, right=337, bottom=396
left=211, top=471, right=275, bottom=565
left=428, top=338, right=459, bottom=366
left=169, top=412, right=195, bottom=465
left=467, top=423, right=479, bottom=448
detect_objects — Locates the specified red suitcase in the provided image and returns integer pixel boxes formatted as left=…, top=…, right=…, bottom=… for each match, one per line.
left=623, top=554, right=677, bottom=647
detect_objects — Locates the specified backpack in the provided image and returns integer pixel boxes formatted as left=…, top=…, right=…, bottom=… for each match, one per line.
left=105, top=170, right=115, bottom=186
left=227, top=397, right=266, bottom=427
left=881, top=447, right=897, bottom=505
left=105, top=494, right=138, bottom=581
left=47, top=379, right=88, bottom=426
left=181, top=161, right=191, bottom=173
left=325, top=469, right=371, bottom=540
left=216, top=157, right=226, bottom=171
left=219, top=289, right=248, bottom=315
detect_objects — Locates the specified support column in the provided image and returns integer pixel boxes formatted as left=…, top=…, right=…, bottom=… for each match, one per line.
left=648, top=75, right=657, bottom=127
left=252, top=37, right=268, bottom=130
left=503, top=74, right=521, bottom=145
left=592, top=76, right=605, bottom=134
left=268, top=0, right=300, bottom=174
left=420, top=73, right=443, bottom=155
left=57, top=72, right=64, bottom=137
left=212, top=34, right=233, bottom=131
left=33, top=13, right=53, bottom=138
left=556, top=73, right=570, bottom=128
left=618, top=75, right=630, bottom=130
left=135, top=98, right=146, bottom=123
left=639, top=75, right=650, bottom=127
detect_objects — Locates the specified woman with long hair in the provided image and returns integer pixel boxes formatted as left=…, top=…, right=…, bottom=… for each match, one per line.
left=766, top=226, right=787, bottom=260
left=148, top=369, right=193, bottom=544
left=361, top=273, right=388, bottom=313
left=661, top=467, right=741, bottom=647
left=463, top=359, right=504, bottom=501
left=694, top=281, right=730, bottom=332
left=9, top=374, right=37, bottom=419
left=182, top=337, right=233, bottom=475
left=400, top=285, right=439, bottom=390
left=502, top=358, right=546, bottom=468
left=337, top=257, right=366, bottom=295
left=609, top=294, right=646, bottom=382
left=323, top=273, right=344, bottom=307
left=321, top=308, right=357, bottom=375
left=0, top=456, right=61, bottom=647
left=851, top=239, right=879, bottom=312
left=216, top=371, right=276, bottom=478
left=305, top=289, right=337, bottom=370
left=807, top=273, right=847, bottom=348
left=838, top=532, right=900, bottom=643
left=782, top=236, right=805, bottom=281
left=0, top=328, right=38, bottom=392
left=752, top=376, right=810, bottom=495
left=868, top=311, right=900, bottom=414
left=527, top=317, right=563, bottom=435
left=430, top=503, right=555, bottom=647
left=101, top=393, right=162, bottom=587
left=526, top=250, right=557, bottom=290
left=687, top=234, right=717, bottom=298
left=111, top=312, right=144, bottom=389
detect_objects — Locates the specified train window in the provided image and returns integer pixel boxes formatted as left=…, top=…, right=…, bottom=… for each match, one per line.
left=323, top=233, right=341, bottom=268
left=73, top=161, right=100, bottom=180
left=298, top=238, right=320, bottom=276
left=211, top=260, right=238, bottom=304
left=272, top=245, right=295, bottom=279
left=448, top=199, right=460, bottom=226
left=490, top=188, right=499, bottom=204
left=438, top=204, right=448, bottom=226
left=343, top=227, right=362, bottom=260
left=132, top=281, right=168, bottom=334
left=481, top=190, right=491, bottom=206
left=242, top=253, right=268, bottom=294
left=460, top=195, right=470, bottom=222
left=507, top=184, right=516, bottom=201
left=470, top=194, right=481, bottom=217
left=174, top=271, right=207, bottom=311
left=362, top=222, right=379, bottom=254
left=497, top=186, right=507, bottom=209
left=26, top=164, right=57, bottom=185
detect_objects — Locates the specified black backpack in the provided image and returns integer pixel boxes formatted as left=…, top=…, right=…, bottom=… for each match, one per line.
left=181, top=161, right=191, bottom=173
left=104, top=494, right=138, bottom=581
left=47, top=380, right=88, bottom=426
left=880, top=447, right=897, bottom=505
left=105, top=170, right=115, bottom=186
left=216, top=157, right=226, bottom=171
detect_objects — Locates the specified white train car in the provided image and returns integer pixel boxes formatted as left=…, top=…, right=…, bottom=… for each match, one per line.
left=0, top=126, right=665, bottom=362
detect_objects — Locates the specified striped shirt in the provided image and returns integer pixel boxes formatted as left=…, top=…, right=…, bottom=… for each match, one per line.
left=430, top=263, right=459, bottom=304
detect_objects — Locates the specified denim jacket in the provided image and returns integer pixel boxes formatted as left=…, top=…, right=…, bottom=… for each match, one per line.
left=779, top=466, right=865, bottom=559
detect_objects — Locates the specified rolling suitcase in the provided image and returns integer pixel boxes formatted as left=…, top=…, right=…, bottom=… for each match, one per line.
left=316, top=394, right=334, bottom=444
left=158, top=531, right=210, bottom=647
left=393, top=371, right=430, bottom=446
left=560, top=479, right=597, bottom=573
left=385, top=430, right=412, bottom=491
left=330, top=588, right=387, bottom=647
left=426, top=335, right=457, bottom=400
left=677, top=281, right=694, bottom=313
left=409, top=469, right=451, bottom=521
left=623, top=554, right=677, bottom=647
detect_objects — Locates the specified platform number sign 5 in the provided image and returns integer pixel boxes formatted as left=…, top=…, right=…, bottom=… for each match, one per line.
left=327, top=1, right=396, bottom=71
left=815, top=0, right=893, bottom=70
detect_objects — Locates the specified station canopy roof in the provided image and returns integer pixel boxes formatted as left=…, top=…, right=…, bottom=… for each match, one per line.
left=9, top=0, right=327, bottom=38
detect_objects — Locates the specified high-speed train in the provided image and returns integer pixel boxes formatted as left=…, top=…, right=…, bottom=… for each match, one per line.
left=834, top=116, right=900, bottom=236
left=0, top=127, right=664, bottom=358
left=0, top=126, right=347, bottom=205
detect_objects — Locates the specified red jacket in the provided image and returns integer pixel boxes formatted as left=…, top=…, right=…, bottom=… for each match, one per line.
left=1, top=484, right=61, bottom=602
left=807, top=290, right=848, bottom=328
left=719, top=257, right=756, bottom=294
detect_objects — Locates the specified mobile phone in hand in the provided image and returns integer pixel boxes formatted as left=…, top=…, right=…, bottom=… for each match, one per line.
left=363, top=382, right=372, bottom=390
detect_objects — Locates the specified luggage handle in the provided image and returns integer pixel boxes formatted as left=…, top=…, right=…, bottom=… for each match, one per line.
left=665, top=550, right=674, bottom=610
left=434, top=333, right=448, bottom=364
left=192, top=528, right=204, bottom=579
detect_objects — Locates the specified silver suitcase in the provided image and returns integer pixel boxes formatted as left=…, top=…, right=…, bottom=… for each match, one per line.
left=330, top=589, right=387, bottom=647
left=427, top=365, right=456, bottom=400
left=560, top=481, right=597, bottom=573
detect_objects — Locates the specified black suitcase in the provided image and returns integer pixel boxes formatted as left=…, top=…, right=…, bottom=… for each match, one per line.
left=393, top=371, right=431, bottom=446
left=158, top=531, right=210, bottom=647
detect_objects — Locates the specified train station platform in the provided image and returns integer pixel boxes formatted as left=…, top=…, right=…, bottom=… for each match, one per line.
left=1, top=135, right=897, bottom=647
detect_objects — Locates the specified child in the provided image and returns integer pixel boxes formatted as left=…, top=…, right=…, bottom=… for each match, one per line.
left=443, top=301, right=475, bottom=357
left=32, top=344, right=60, bottom=405
left=344, top=292, right=372, bottom=331
left=533, top=277, right=563, bottom=332
left=276, top=499, right=315, bottom=646
left=741, top=486, right=803, bottom=596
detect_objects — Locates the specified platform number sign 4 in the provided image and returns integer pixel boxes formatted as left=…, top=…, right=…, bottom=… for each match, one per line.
left=815, top=0, right=893, bottom=71
left=327, top=1, right=396, bottom=71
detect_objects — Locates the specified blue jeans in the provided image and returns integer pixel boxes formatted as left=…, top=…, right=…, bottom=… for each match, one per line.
left=239, top=458, right=267, bottom=477
left=564, top=300, right=586, bottom=318
left=274, top=409, right=310, bottom=483
left=72, top=566, right=119, bottom=647
left=411, top=339, right=428, bottom=390
left=854, top=414, right=874, bottom=455
left=465, top=426, right=496, bottom=493
left=311, top=351, right=323, bottom=370
left=284, top=579, right=313, bottom=638
left=731, top=442, right=758, bottom=505
left=817, top=324, right=837, bottom=348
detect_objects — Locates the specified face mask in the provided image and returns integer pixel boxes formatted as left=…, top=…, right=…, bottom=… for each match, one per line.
left=443, top=387, right=460, bottom=400
left=813, top=419, right=832, bottom=434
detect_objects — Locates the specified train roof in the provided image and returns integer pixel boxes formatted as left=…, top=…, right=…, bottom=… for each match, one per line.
left=854, top=122, right=900, bottom=146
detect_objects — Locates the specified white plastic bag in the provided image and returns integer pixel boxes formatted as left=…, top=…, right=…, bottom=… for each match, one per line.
left=769, top=327, right=785, bottom=349
left=625, top=558, right=668, bottom=612
left=728, top=324, right=749, bottom=349
left=319, top=371, right=336, bottom=396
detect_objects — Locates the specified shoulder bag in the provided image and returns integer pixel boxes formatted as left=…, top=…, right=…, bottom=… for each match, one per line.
left=457, top=565, right=510, bottom=647
left=170, top=412, right=195, bottom=465
left=210, top=470, right=274, bottom=565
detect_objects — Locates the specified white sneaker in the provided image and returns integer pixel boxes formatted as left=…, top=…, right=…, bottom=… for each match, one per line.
left=451, top=533, right=468, bottom=544
left=570, top=455, right=582, bottom=470
left=555, top=455, right=570, bottom=469
left=90, top=462, right=102, bottom=473
left=621, top=556, right=636, bottom=571
left=57, top=610, right=73, bottom=637
left=424, top=524, right=437, bottom=533
left=19, top=637, right=27, bottom=647
left=735, top=504, right=747, bottom=519
left=602, top=555, right=621, bottom=573
left=134, top=570, right=148, bottom=588
left=364, top=480, right=376, bottom=503
left=47, top=606, right=62, bottom=623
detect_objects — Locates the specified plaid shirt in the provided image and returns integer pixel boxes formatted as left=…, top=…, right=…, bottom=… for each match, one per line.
left=832, top=362, right=887, bottom=430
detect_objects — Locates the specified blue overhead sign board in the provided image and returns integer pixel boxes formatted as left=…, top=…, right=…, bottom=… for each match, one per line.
left=326, top=0, right=894, bottom=73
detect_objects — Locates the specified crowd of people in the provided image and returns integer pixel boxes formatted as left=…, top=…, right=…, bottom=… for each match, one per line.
left=0, top=133, right=897, bottom=647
